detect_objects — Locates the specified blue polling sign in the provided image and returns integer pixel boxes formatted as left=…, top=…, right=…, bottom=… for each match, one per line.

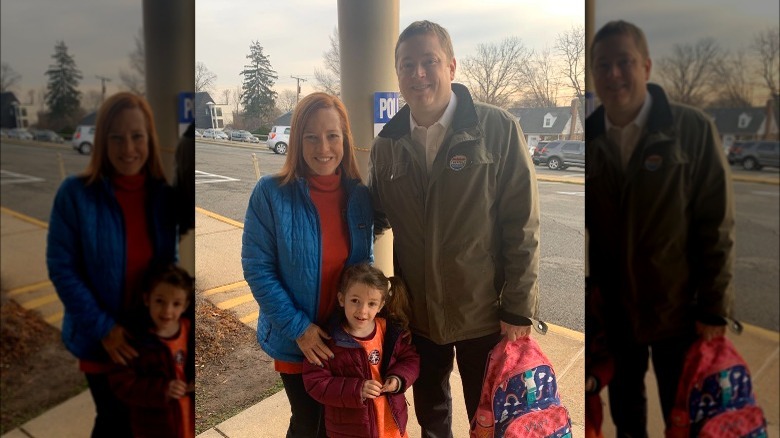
left=374, top=92, right=399, bottom=137
left=178, top=92, right=195, bottom=137
left=178, top=92, right=195, bottom=124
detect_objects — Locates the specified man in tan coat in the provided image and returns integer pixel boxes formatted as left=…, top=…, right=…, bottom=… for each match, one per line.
left=369, top=20, right=541, bottom=437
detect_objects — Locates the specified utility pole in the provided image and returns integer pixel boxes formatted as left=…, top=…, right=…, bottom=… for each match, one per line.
left=291, top=75, right=307, bottom=103
left=95, top=75, right=112, bottom=102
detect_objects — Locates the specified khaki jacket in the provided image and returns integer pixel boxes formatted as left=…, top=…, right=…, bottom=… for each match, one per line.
left=585, top=84, right=735, bottom=343
left=368, top=84, right=540, bottom=344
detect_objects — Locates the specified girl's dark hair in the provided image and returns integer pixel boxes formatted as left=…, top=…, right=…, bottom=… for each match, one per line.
left=145, top=263, right=195, bottom=303
left=340, top=263, right=411, bottom=331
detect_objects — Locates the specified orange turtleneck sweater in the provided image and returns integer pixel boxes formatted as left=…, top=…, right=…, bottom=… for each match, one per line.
left=275, top=172, right=349, bottom=374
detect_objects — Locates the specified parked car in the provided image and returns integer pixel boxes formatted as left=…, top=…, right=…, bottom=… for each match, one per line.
left=8, top=128, right=34, bottom=140
left=727, top=140, right=780, bottom=170
left=0, top=128, right=9, bottom=139
left=230, top=130, right=259, bottom=143
left=71, top=125, right=96, bottom=155
left=266, top=125, right=290, bottom=154
left=532, top=140, right=585, bottom=170
left=31, top=129, right=64, bottom=143
left=201, top=128, right=227, bottom=140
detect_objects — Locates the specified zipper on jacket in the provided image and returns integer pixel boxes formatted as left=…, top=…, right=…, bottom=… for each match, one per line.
left=300, top=179, right=324, bottom=317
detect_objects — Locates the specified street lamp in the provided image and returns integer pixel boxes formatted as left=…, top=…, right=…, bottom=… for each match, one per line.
left=206, top=101, right=216, bottom=129
left=10, top=101, right=21, bottom=128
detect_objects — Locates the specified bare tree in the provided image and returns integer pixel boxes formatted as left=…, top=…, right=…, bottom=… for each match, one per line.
left=314, top=27, right=341, bottom=95
left=751, top=26, right=779, bottom=98
left=1, top=62, right=22, bottom=93
left=118, top=28, right=145, bottom=95
left=233, top=85, right=241, bottom=113
left=709, top=51, right=753, bottom=108
left=277, top=89, right=298, bottom=114
left=221, top=88, right=231, bottom=106
left=83, top=90, right=104, bottom=111
left=555, top=25, right=585, bottom=100
left=518, top=48, right=560, bottom=108
left=656, top=38, right=721, bottom=107
left=461, top=37, right=531, bottom=108
left=196, top=62, right=217, bottom=93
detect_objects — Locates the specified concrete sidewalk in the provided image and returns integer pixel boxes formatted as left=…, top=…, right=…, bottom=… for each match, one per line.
left=1, top=201, right=778, bottom=437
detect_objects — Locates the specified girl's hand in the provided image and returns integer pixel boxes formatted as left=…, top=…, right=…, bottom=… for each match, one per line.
left=362, top=380, right=383, bottom=400
left=296, top=324, right=333, bottom=367
left=381, top=376, right=400, bottom=393
left=101, top=325, right=138, bottom=366
left=500, top=321, right=531, bottom=341
left=167, top=379, right=187, bottom=399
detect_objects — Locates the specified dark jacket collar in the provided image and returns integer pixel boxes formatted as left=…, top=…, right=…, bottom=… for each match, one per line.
left=378, top=82, right=480, bottom=140
left=585, top=83, right=674, bottom=141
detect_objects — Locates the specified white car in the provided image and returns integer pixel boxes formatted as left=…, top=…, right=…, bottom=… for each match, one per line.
left=266, top=125, right=290, bottom=154
left=202, top=128, right=228, bottom=140
left=71, top=125, right=95, bottom=154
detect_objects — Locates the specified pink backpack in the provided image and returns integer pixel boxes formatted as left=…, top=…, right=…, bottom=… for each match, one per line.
left=666, top=337, right=767, bottom=437
left=470, top=337, right=572, bottom=438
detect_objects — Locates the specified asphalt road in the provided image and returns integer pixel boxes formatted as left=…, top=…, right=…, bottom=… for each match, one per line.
left=1, top=139, right=777, bottom=332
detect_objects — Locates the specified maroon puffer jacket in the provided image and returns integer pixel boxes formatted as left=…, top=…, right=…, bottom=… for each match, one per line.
left=303, top=317, right=420, bottom=438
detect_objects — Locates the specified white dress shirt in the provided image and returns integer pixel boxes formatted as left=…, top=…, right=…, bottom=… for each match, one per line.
left=605, top=93, right=653, bottom=170
left=410, top=91, right=458, bottom=173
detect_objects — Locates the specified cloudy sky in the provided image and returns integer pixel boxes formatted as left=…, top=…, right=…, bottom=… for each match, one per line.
left=594, top=0, right=779, bottom=101
left=0, top=0, right=143, bottom=103
left=196, top=0, right=584, bottom=101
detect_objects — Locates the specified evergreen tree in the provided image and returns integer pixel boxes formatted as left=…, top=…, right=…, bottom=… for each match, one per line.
left=45, top=41, right=83, bottom=121
left=240, top=41, right=278, bottom=122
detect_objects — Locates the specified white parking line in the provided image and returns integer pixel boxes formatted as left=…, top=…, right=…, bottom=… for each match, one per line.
left=556, top=191, right=585, bottom=196
left=195, top=170, right=240, bottom=184
left=751, top=190, right=779, bottom=197
left=0, top=169, right=45, bottom=185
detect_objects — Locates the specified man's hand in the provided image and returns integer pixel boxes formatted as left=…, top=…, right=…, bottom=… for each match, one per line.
left=362, top=380, right=383, bottom=400
left=296, top=324, right=333, bottom=367
left=500, top=321, right=531, bottom=341
left=101, top=325, right=138, bottom=366
left=696, top=321, right=726, bottom=341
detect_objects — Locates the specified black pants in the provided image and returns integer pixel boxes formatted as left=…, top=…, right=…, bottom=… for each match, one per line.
left=412, top=332, right=502, bottom=438
left=607, top=333, right=696, bottom=438
left=280, top=372, right=327, bottom=438
left=85, top=372, right=133, bottom=438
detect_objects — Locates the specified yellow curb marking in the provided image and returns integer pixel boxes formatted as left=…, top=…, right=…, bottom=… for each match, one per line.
left=45, top=311, right=64, bottom=325
left=240, top=311, right=259, bottom=324
left=741, top=322, right=780, bottom=342
left=6, top=280, right=53, bottom=296
left=0, top=206, right=49, bottom=229
left=21, top=293, right=60, bottom=309
left=732, top=175, right=780, bottom=185
left=536, top=176, right=584, bottom=185
left=216, top=293, right=255, bottom=310
left=195, top=206, right=244, bottom=228
left=546, top=323, right=585, bottom=341
left=202, top=280, right=248, bottom=297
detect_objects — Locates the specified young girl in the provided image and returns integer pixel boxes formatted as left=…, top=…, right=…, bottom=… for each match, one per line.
left=303, top=263, right=420, bottom=438
left=109, top=264, right=195, bottom=438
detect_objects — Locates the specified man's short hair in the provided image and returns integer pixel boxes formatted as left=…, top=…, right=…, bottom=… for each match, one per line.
left=590, top=20, right=650, bottom=62
left=395, top=20, right=455, bottom=65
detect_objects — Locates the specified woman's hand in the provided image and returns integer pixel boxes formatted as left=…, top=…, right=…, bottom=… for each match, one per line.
left=296, top=324, right=333, bottom=367
left=101, top=325, right=138, bottom=366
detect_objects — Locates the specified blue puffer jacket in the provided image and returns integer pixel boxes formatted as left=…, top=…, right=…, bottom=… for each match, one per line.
left=242, top=174, right=374, bottom=363
left=47, top=175, right=178, bottom=360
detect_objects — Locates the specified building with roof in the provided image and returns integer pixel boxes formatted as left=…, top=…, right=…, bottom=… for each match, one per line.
left=194, top=91, right=231, bottom=129
left=508, top=100, right=584, bottom=148
left=705, top=99, right=780, bottom=148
